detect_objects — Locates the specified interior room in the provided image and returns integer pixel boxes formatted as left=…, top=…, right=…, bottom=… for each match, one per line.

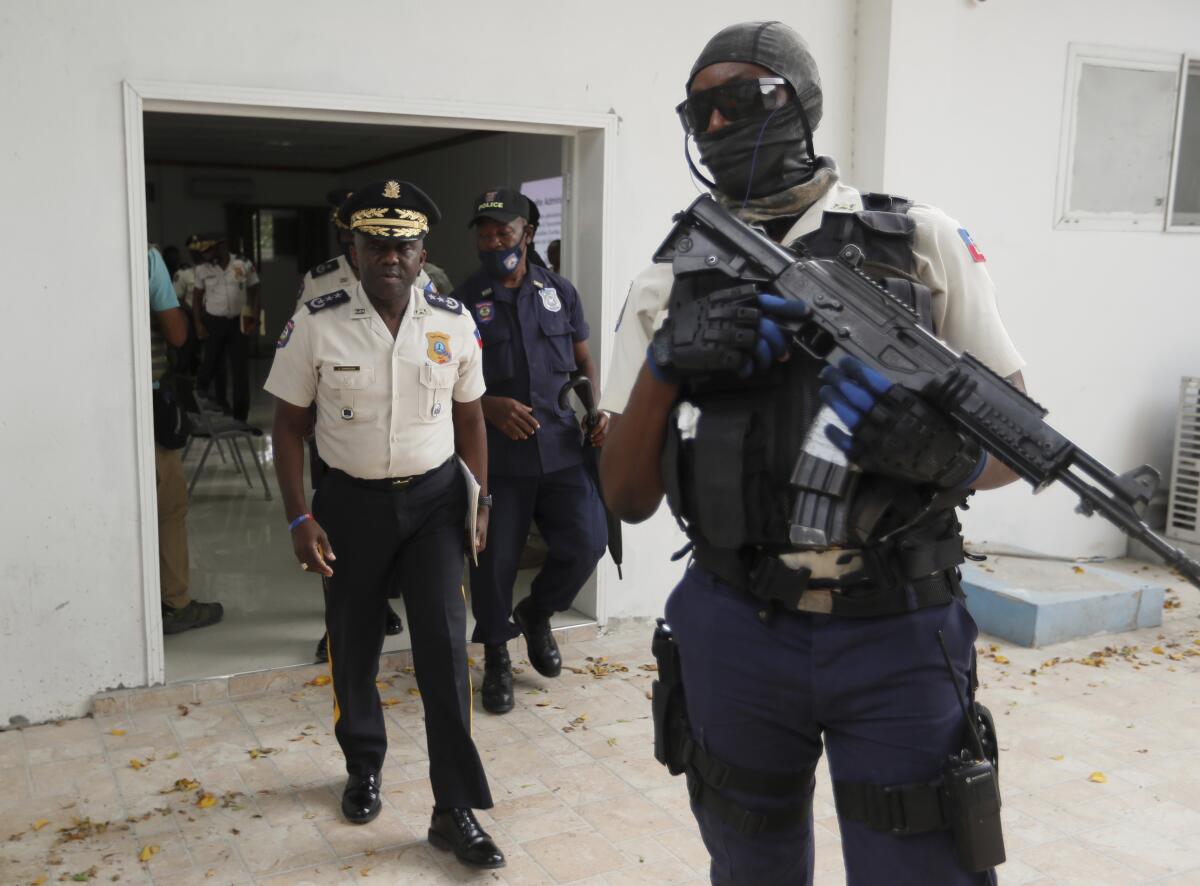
left=143, top=111, right=598, bottom=682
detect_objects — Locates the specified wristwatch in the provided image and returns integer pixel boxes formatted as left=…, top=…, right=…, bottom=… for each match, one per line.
left=478, top=494, right=493, bottom=509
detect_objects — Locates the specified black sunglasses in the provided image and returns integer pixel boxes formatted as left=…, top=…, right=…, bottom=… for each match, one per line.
left=676, top=77, right=791, bottom=134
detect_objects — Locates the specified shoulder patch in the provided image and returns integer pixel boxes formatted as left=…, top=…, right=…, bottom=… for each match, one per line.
left=305, top=289, right=350, bottom=314
left=424, top=290, right=462, bottom=314
left=311, top=259, right=339, bottom=278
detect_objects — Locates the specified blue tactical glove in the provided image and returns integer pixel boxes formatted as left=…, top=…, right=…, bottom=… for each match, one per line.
left=818, top=356, right=987, bottom=489
left=648, top=289, right=810, bottom=382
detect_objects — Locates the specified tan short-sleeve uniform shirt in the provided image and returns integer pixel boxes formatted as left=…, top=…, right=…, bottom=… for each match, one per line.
left=194, top=256, right=260, bottom=318
left=265, top=282, right=486, bottom=480
left=599, top=182, right=1024, bottom=414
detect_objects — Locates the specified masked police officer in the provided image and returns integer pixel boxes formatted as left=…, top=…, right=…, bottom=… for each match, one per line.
left=599, top=21, right=1024, bottom=886
left=452, top=188, right=608, bottom=715
left=267, top=179, right=504, bottom=869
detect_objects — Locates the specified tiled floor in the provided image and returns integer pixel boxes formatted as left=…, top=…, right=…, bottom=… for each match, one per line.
left=5, top=558, right=1200, bottom=885
left=169, top=358, right=594, bottom=683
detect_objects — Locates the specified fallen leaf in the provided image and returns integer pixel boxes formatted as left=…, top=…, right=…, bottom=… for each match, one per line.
left=138, top=845, right=160, bottom=862
left=305, top=675, right=331, bottom=687
left=1072, top=566, right=1085, bottom=574
left=606, top=738, right=618, bottom=747
left=989, top=644, right=998, bottom=653
left=108, top=729, right=126, bottom=737
left=70, top=867, right=98, bottom=882
left=32, top=819, right=50, bottom=830
left=163, top=778, right=200, bottom=794
left=467, top=657, right=477, bottom=667
left=247, top=748, right=278, bottom=759
left=128, top=759, right=144, bottom=770
left=992, top=655, right=1010, bottom=665
left=196, top=793, right=217, bottom=809
left=1088, top=772, right=1107, bottom=784
left=638, top=663, right=658, bottom=672
left=1051, top=755, right=1064, bottom=761
left=32, top=876, right=47, bottom=885
left=1152, top=646, right=1166, bottom=655
left=380, top=698, right=400, bottom=707
left=407, top=688, right=421, bottom=697
left=177, top=705, right=190, bottom=717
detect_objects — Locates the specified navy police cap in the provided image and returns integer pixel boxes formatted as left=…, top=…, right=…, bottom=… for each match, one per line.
left=469, top=187, right=531, bottom=226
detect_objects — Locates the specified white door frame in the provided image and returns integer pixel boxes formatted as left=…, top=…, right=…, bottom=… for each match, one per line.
left=123, top=80, right=618, bottom=686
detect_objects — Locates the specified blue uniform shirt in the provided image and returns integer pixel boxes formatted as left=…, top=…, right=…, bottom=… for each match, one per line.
left=454, top=265, right=590, bottom=477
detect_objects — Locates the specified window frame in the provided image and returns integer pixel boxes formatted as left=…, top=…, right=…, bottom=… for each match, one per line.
left=1165, top=55, right=1200, bottom=233
left=1055, top=44, right=1184, bottom=232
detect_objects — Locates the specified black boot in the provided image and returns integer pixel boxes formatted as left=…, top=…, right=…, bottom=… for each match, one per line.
left=315, top=633, right=328, bottom=663
left=513, top=597, right=561, bottom=678
left=341, top=771, right=382, bottom=825
left=385, top=604, right=403, bottom=636
left=428, top=807, right=505, bottom=869
left=481, top=644, right=514, bottom=715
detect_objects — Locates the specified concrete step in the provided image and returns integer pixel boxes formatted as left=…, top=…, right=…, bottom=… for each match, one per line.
left=960, top=556, right=1165, bottom=648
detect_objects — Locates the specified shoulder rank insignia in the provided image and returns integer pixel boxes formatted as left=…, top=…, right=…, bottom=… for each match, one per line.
left=311, top=258, right=339, bottom=278
left=424, top=290, right=462, bottom=314
left=305, top=289, right=350, bottom=314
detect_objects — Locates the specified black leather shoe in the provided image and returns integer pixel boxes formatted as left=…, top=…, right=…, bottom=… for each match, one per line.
left=341, top=772, right=382, bottom=825
left=513, top=598, right=561, bottom=678
left=481, top=644, right=514, bottom=715
left=385, top=604, right=404, bottom=636
left=315, top=633, right=328, bottom=663
left=428, top=808, right=505, bottom=869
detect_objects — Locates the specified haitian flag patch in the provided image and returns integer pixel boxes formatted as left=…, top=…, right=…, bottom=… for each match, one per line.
left=276, top=319, right=294, bottom=349
left=957, top=228, right=986, bottom=263
left=474, top=328, right=483, bottom=348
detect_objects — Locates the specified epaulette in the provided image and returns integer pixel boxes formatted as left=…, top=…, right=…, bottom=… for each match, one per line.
left=311, top=258, right=339, bottom=278
left=305, top=289, right=350, bottom=314
left=424, top=290, right=462, bottom=314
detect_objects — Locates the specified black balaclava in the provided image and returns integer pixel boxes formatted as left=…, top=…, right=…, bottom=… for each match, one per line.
left=687, top=21, right=824, bottom=202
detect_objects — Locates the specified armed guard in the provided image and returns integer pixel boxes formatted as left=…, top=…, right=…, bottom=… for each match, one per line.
left=599, top=21, right=1025, bottom=886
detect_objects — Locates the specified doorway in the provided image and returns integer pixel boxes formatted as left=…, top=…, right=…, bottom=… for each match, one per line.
left=127, top=82, right=618, bottom=686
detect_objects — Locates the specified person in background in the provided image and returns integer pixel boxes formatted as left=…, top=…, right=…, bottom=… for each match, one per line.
left=547, top=239, right=561, bottom=275
left=452, top=188, right=608, bottom=716
left=192, top=234, right=261, bottom=424
left=149, top=244, right=224, bottom=634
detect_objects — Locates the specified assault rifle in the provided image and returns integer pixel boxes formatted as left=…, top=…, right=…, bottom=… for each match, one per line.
left=653, top=194, right=1200, bottom=589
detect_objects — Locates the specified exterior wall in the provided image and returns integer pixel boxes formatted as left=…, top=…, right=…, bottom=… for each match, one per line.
left=878, top=0, right=1200, bottom=557
left=0, top=0, right=857, bottom=723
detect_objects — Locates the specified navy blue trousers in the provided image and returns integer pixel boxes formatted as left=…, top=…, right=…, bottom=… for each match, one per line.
left=666, top=565, right=997, bottom=886
left=469, top=463, right=607, bottom=645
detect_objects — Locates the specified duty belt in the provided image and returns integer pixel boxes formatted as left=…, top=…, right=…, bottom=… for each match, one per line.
left=692, top=532, right=965, bottom=617
left=327, top=457, right=454, bottom=491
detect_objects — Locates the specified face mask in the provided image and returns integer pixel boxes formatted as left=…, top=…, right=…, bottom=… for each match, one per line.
left=693, top=102, right=815, bottom=202
left=479, top=242, right=524, bottom=280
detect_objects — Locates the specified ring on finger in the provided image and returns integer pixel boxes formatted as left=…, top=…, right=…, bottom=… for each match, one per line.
left=301, top=562, right=310, bottom=571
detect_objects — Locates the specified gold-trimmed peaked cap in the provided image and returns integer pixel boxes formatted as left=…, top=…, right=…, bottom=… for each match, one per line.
left=342, top=179, right=441, bottom=240
left=327, top=188, right=354, bottom=231
left=185, top=232, right=224, bottom=253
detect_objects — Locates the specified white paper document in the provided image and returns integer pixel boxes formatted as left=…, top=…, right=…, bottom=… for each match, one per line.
left=457, top=456, right=481, bottom=566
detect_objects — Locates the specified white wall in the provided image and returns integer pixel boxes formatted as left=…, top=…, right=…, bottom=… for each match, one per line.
left=0, top=0, right=858, bottom=723
left=878, top=0, right=1200, bottom=558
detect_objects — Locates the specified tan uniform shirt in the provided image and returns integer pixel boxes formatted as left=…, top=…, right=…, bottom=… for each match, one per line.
left=172, top=265, right=195, bottom=309
left=599, top=181, right=1024, bottom=414
left=265, top=282, right=485, bottom=480
left=295, top=254, right=436, bottom=313
left=195, top=257, right=260, bottom=318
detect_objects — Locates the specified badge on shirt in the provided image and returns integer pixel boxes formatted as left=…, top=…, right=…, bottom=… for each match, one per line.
left=958, top=228, right=987, bottom=263
left=475, top=301, right=494, bottom=324
left=275, top=319, right=294, bottom=349
left=426, top=332, right=453, bottom=364
left=539, top=287, right=562, bottom=313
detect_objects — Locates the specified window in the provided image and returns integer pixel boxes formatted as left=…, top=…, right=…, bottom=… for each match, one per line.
left=1057, top=45, right=1199, bottom=232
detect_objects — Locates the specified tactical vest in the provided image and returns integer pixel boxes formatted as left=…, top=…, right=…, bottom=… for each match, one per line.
left=662, top=193, right=969, bottom=616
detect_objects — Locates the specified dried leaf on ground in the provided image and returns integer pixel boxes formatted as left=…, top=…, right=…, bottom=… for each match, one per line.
left=407, top=688, right=421, bottom=697
left=163, top=778, right=201, bottom=794
left=305, top=675, right=331, bottom=687
left=32, top=819, right=50, bottom=830
left=638, top=664, right=658, bottom=671
left=128, top=759, right=145, bottom=770
left=108, top=729, right=126, bottom=737
left=138, top=844, right=160, bottom=862
left=248, top=748, right=278, bottom=759
left=992, top=655, right=1010, bottom=665
left=196, top=793, right=217, bottom=809
left=1088, top=772, right=1107, bottom=784
left=1072, top=566, right=1085, bottom=574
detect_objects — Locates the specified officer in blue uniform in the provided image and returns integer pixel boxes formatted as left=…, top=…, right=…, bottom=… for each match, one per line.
left=599, top=22, right=1026, bottom=886
left=452, top=188, right=608, bottom=715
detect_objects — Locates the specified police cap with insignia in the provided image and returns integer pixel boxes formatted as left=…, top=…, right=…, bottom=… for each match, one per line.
left=185, top=232, right=225, bottom=253
left=342, top=180, right=441, bottom=240
left=469, top=187, right=531, bottom=226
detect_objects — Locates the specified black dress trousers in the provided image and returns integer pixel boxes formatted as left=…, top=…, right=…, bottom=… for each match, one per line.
left=313, top=459, right=492, bottom=810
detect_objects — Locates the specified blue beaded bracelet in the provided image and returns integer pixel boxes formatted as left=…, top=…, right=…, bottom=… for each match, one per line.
left=288, top=513, right=313, bottom=532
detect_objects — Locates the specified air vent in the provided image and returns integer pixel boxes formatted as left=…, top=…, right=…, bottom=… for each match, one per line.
left=1166, top=377, right=1200, bottom=544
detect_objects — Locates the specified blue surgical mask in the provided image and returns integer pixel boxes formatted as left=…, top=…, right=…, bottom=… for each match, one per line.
left=479, top=243, right=524, bottom=280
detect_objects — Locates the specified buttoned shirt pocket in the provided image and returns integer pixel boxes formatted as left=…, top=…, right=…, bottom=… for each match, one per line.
left=418, top=362, right=458, bottom=423
left=480, top=321, right=516, bottom=383
left=536, top=309, right=577, bottom=372
left=321, top=363, right=377, bottom=422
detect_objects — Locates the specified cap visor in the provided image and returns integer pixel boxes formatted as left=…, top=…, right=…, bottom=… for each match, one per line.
left=469, top=210, right=522, bottom=227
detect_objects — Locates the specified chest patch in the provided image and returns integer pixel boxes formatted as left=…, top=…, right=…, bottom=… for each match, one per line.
left=539, top=287, right=562, bottom=313
left=305, top=289, right=350, bottom=313
left=426, top=331, right=453, bottom=364
left=311, top=259, right=339, bottom=278
left=474, top=301, right=494, bottom=323
left=424, top=291, right=462, bottom=314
